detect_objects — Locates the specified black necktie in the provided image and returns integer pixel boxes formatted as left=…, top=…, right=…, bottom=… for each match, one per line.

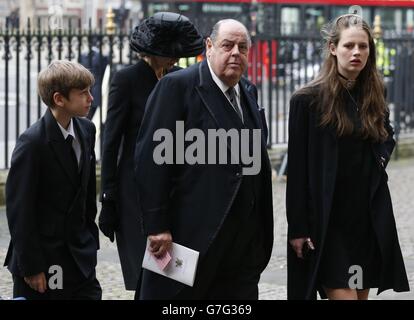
left=227, top=87, right=243, bottom=121
left=65, top=135, right=79, bottom=173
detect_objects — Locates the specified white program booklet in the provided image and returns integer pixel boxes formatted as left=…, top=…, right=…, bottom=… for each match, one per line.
left=142, top=239, right=200, bottom=287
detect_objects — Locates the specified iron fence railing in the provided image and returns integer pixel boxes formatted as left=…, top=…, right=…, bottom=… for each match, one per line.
left=1, top=19, right=413, bottom=169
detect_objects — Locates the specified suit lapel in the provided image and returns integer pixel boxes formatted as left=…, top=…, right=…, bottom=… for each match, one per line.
left=45, top=109, right=79, bottom=187
left=195, top=61, right=244, bottom=131
left=239, top=79, right=262, bottom=130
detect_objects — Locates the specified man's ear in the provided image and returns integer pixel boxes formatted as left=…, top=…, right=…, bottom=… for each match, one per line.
left=53, top=92, right=65, bottom=108
left=206, top=37, right=213, bottom=57
left=329, top=42, right=337, bottom=56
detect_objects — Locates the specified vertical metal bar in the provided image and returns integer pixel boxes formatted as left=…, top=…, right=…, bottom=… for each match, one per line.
left=108, top=33, right=114, bottom=78
left=88, top=18, right=92, bottom=67
left=393, top=39, right=401, bottom=160
left=119, top=24, right=123, bottom=66
left=129, top=19, right=133, bottom=65
left=275, top=38, right=280, bottom=146
left=282, top=39, right=288, bottom=145
left=287, top=40, right=294, bottom=144
left=267, top=39, right=273, bottom=147
left=311, top=38, right=317, bottom=84
left=249, top=40, right=255, bottom=85
left=68, top=18, right=73, bottom=61
left=47, top=25, right=53, bottom=64
left=77, top=18, right=82, bottom=63
left=4, top=18, right=10, bottom=168
left=301, top=40, right=305, bottom=86
left=37, top=17, right=42, bottom=118
left=104, top=33, right=114, bottom=155
left=57, top=27, right=62, bottom=60
left=98, top=18, right=104, bottom=160
left=26, top=18, right=32, bottom=128
left=16, top=22, right=20, bottom=137
left=258, top=40, right=263, bottom=115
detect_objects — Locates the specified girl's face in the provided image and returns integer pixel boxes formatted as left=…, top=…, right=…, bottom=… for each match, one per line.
left=330, top=26, right=370, bottom=79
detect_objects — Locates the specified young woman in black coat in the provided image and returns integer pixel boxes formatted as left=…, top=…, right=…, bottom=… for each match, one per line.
left=98, top=12, right=204, bottom=291
left=286, top=14, right=409, bottom=300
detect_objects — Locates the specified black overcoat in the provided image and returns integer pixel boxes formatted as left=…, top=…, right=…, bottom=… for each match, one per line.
left=100, top=60, right=160, bottom=290
left=134, top=60, right=274, bottom=299
left=286, top=91, right=410, bottom=299
left=4, top=109, right=99, bottom=280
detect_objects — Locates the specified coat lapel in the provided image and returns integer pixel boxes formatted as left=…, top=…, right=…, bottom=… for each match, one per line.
left=195, top=61, right=244, bottom=131
left=45, top=109, right=79, bottom=187
left=239, top=79, right=262, bottom=129
left=239, top=79, right=268, bottom=148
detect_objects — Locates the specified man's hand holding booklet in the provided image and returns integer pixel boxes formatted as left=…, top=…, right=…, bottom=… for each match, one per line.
left=142, top=238, right=200, bottom=287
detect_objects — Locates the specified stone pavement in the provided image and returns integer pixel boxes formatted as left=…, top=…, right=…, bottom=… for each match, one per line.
left=0, top=159, right=413, bottom=300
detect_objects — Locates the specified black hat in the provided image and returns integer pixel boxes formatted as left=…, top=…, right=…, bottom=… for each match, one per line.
left=130, top=12, right=204, bottom=58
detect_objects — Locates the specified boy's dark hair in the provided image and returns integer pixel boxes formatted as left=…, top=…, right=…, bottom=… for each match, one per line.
left=37, top=60, right=95, bottom=108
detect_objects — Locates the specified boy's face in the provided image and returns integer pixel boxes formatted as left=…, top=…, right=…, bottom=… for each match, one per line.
left=55, top=88, right=93, bottom=117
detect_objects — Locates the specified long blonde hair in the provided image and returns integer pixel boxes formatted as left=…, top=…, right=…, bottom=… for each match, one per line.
left=296, top=14, right=388, bottom=142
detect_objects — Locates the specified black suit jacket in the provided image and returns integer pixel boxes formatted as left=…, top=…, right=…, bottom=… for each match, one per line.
left=4, top=109, right=99, bottom=279
left=134, top=60, right=274, bottom=299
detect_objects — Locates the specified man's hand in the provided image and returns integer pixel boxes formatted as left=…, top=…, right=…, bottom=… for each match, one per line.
left=98, top=201, right=119, bottom=242
left=289, top=237, right=315, bottom=259
left=24, top=272, right=47, bottom=293
left=148, top=231, right=172, bottom=258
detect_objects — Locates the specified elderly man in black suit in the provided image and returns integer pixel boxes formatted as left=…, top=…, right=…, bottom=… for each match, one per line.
left=134, top=19, right=274, bottom=300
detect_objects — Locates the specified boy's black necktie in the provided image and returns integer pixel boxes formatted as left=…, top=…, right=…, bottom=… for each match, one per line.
left=65, top=135, right=79, bottom=173
left=227, top=87, right=243, bottom=121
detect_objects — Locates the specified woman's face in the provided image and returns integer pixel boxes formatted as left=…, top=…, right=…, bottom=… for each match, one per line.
left=330, top=26, right=370, bottom=79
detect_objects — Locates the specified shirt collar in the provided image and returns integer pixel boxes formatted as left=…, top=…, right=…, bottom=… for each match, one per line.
left=57, top=118, right=76, bottom=141
left=207, top=59, right=240, bottom=98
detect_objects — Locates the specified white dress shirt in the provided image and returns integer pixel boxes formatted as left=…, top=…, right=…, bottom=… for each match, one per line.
left=207, top=59, right=244, bottom=122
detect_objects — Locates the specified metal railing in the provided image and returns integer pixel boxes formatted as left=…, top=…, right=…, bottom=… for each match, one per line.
left=1, top=19, right=413, bottom=169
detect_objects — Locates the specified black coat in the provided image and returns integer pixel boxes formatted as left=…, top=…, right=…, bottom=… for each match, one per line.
left=4, top=109, right=99, bottom=280
left=134, top=60, right=274, bottom=299
left=101, top=60, right=182, bottom=290
left=100, top=60, right=158, bottom=290
left=286, top=91, right=409, bottom=299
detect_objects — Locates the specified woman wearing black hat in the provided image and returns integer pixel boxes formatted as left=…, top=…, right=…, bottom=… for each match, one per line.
left=99, top=12, right=204, bottom=291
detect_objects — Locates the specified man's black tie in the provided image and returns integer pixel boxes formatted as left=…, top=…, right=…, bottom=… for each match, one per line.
left=65, top=135, right=79, bottom=173
left=227, top=87, right=243, bottom=121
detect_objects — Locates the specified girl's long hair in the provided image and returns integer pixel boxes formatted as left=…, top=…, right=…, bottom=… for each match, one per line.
left=296, top=14, right=388, bottom=142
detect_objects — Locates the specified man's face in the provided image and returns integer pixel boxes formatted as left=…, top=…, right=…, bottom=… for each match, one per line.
left=59, top=87, right=93, bottom=118
left=206, top=21, right=250, bottom=87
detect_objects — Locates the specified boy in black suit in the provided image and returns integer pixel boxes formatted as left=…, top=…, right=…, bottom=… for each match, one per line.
left=4, top=60, right=102, bottom=300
